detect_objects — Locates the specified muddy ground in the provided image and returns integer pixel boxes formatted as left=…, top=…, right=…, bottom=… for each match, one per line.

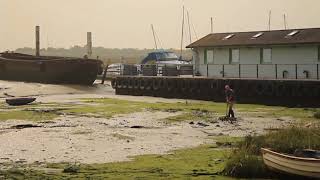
left=0, top=80, right=294, bottom=165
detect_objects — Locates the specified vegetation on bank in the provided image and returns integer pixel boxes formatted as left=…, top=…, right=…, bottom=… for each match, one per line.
left=0, top=145, right=233, bottom=179
left=224, top=125, right=320, bottom=178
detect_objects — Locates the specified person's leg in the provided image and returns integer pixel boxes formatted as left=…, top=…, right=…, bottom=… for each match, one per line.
left=229, top=103, right=235, bottom=118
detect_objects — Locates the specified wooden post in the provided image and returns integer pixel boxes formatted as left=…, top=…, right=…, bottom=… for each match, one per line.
left=101, top=66, right=108, bottom=84
left=35, top=26, right=40, bottom=56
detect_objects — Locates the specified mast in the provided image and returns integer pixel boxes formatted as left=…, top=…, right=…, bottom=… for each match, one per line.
left=268, top=10, right=271, bottom=31
left=180, top=6, right=185, bottom=59
left=211, top=17, right=213, bottom=33
left=187, top=11, right=192, bottom=44
left=283, top=14, right=287, bottom=30
left=151, top=24, right=158, bottom=50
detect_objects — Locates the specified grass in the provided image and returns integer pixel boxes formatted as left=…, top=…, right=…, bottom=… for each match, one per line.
left=0, top=110, right=57, bottom=122
left=0, top=145, right=234, bottom=179
left=0, top=98, right=318, bottom=123
left=0, top=102, right=71, bottom=121
left=224, top=125, right=320, bottom=178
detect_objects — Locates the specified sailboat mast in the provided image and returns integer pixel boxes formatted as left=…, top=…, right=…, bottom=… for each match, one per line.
left=187, top=11, right=192, bottom=44
left=180, top=6, right=185, bottom=58
left=151, top=24, right=158, bottom=50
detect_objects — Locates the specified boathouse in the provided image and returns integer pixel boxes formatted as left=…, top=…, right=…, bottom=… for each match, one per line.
left=187, top=28, right=320, bottom=80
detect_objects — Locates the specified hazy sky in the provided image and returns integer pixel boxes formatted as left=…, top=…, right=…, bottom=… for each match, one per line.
left=1, top=0, right=320, bottom=51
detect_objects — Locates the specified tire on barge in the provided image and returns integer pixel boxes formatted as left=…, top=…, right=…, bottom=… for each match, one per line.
left=113, top=76, right=320, bottom=107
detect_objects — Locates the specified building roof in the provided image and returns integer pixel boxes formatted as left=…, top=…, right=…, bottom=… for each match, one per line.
left=186, top=28, right=320, bottom=48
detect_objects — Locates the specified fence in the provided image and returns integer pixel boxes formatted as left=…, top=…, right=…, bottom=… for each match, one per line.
left=105, top=64, right=194, bottom=77
left=199, top=64, right=320, bottom=80
left=105, top=63, right=320, bottom=80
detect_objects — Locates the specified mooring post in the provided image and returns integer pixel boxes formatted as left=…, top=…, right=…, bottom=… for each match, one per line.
left=101, top=65, right=108, bottom=84
left=35, top=26, right=40, bottom=56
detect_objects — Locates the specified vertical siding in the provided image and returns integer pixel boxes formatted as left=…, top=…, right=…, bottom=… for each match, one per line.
left=214, top=48, right=229, bottom=64
left=239, top=48, right=260, bottom=64
left=193, top=45, right=319, bottom=79
left=272, top=46, right=317, bottom=64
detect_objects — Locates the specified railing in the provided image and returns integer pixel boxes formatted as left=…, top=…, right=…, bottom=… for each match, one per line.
left=200, top=64, right=320, bottom=80
left=102, top=63, right=320, bottom=80
left=104, top=64, right=194, bottom=77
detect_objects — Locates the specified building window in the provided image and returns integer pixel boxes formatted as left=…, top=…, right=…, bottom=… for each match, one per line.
left=229, top=49, right=239, bottom=63
left=204, top=49, right=214, bottom=64
left=261, top=48, right=272, bottom=63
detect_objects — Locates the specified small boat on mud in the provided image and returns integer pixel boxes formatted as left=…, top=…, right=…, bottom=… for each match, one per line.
left=0, top=52, right=103, bottom=85
left=6, top=97, right=36, bottom=106
left=261, top=148, right=320, bottom=178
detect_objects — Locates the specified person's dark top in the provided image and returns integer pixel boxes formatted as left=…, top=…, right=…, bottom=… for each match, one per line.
left=225, top=89, right=235, bottom=102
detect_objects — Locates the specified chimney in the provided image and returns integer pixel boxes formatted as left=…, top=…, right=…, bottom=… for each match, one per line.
left=36, top=26, right=40, bottom=56
left=87, top=32, right=92, bottom=57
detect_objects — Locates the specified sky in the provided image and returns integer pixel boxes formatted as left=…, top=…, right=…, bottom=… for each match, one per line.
left=0, top=0, right=320, bottom=51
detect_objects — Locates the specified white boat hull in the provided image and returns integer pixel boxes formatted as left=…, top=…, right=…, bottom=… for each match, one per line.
left=261, top=148, right=320, bottom=178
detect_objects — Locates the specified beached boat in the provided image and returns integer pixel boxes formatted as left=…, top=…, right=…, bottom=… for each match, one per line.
left=261, top=148, right=320, bottom=178
left=6, top=97, right=36, bottom=106
left=0, top=52, right=103, bottom=85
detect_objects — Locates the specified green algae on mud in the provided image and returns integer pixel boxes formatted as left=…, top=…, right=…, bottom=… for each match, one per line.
left=0, top=102, right=68, bottom=121
left=0, top=97, right=318, bottom=123
left=0, top=145, right=233, bottom=179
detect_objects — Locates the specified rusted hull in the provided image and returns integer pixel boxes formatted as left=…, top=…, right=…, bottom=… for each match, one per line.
left=0, top=53, right=103, bottom=85
left=112, top=76, right=320, bottom=107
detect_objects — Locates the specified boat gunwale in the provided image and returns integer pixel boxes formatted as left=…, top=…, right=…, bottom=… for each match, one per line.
left=261, top=148, right=320, bottom=162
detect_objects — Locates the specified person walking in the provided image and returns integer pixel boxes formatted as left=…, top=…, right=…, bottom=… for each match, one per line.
left=225, top=85, right=235, bottom=118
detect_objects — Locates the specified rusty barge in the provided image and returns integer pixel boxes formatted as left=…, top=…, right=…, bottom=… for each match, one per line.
left=0, top=52, right=103, bottom=85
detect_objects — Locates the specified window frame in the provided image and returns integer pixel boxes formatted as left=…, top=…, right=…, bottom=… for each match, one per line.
left=260, top=48, right=272, bottom=64
left=229, top=48, right=240, bottom=64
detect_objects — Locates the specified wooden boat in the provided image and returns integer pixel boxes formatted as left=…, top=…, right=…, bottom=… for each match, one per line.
left=261, top=148, right=320, bottom=178
left=6, top=97, right=36, bottom=106
left=0, top=52, right=103, bottom=85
